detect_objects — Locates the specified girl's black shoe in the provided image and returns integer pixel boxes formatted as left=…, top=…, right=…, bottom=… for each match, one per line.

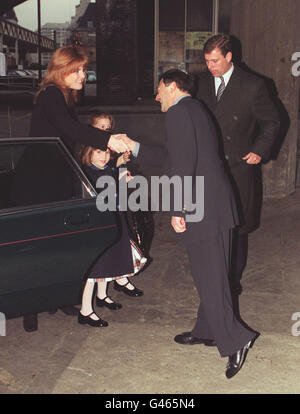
left=96, top=296, right=122, bottom=310
left=114, top=280, right=144, bottom=297
left=78, top=312, right=108, bottom=327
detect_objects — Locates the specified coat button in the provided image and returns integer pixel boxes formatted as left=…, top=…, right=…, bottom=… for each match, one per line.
left=225, top=155, right=229, bottom=160
left=226, top=135, right=231, bottom=140
left=233, top=115, right=238, bottom=120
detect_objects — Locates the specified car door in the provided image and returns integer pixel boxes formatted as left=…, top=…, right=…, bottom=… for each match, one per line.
left=0, top=138, right=118, bottom=318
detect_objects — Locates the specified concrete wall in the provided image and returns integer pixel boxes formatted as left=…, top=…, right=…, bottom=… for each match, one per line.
left=231, top=0, right=300, bottom=198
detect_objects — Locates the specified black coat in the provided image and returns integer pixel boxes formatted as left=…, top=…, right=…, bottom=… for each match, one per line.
left=83, top=164, right=134, bottom=278
left=197, top=66, right=280, bottom=234
left=137, top=96, right=239, bottom=246
left=29, top=86, right=111, bottom=155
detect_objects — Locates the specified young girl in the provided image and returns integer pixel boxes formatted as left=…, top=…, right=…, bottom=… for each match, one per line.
left=78, top=113, right=147, bottom=327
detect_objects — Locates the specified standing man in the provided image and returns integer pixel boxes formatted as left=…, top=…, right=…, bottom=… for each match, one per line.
left=198, top=35, right=280, bottom=294
left=122, top=69, right=258, bottom=378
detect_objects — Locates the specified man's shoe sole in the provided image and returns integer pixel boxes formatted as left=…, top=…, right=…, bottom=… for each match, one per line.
left=174, top=333, right=216, bottom=347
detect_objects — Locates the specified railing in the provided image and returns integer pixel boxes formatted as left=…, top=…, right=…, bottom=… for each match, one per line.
left=0, top=19, right=55, bottom=51
left=0, top=75, right=38, bottom=90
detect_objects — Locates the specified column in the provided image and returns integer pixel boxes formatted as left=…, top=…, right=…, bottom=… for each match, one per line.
left=95, top=0, right=138, bottom=104
left=230, top=0, right=300, bottom=198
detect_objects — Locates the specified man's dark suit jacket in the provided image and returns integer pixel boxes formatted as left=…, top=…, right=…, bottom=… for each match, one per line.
left=137, top=96, right=239, bottom=245
left=197, top=66, right=280, bottom=234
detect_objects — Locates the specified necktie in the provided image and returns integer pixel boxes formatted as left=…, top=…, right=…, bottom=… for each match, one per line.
left=216, top=76, right=225, bottom=101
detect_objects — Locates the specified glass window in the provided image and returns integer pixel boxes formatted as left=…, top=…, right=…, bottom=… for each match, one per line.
left=0, top=141, right=96, bottom=211
left=158, top=0, right=214, bottom=78
left=186, top=0, right=213, bottom=74
left=218, top=0, right=232, bottom=34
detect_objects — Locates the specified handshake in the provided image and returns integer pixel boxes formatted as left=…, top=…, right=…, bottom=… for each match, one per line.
left=107, top=134, right=136, bottom=154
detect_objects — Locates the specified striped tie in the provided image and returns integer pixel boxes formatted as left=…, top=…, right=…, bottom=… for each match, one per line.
left=217, top=76, right=225, bottom=101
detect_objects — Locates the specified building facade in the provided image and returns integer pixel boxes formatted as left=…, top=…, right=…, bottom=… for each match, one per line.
left=41, top=23, right=70, bottom=67
left=69, top=1, right=97, bottom=70
left=96, top=0, right=231, bottom=103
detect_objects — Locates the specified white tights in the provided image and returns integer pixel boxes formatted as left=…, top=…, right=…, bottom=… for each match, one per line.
left=80, top=280, right=98, bottom=320
left=80, top=276, right=136, bottom=318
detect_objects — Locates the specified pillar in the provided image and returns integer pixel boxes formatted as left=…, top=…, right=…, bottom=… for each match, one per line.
left=15, top=38, right=19, bottom=67
left=95, top=0, right=138, bottom=104
left=230, top=0, right=300, bottom=198
left=95, top=0, right=155, bottom=104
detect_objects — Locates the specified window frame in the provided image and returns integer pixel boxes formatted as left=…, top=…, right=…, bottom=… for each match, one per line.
left=0, top=137, right=98, bottom=216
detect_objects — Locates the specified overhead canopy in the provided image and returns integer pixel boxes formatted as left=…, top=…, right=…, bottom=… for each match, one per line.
left=0, top=0, right=29, bottom=16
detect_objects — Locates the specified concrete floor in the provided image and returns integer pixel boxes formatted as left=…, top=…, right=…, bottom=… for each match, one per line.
left=1, top=189, right=300, bottom=394
left=0, top=95, right=300, bottom=394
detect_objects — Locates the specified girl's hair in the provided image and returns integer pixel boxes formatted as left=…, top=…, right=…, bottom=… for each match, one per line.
left=79, top=112, right=116, bottom=166
left=79, top=146, right=96, bottom=166
left=35, top=45, right=88, bottom=106
left=89, top=111, right=115, bottom=129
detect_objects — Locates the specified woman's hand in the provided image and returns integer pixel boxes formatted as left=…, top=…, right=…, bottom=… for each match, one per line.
left=108, top=134, right=129, bottom=153
left=119, top=135, right=137, bottom=152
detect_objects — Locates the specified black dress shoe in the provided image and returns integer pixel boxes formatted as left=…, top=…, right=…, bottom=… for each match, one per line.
left=225, top=340, right=252, bottom=379
left=60, top=306, right=79, bottom=316
left=233, top=281, right=243, bottom=296
left=114, top=280, right=144, bottom=297
left=96, top=296, right=122, bottom=310
left=78, top=312, right=108, bottom=327
left=174, top=331, right=216, bottom=347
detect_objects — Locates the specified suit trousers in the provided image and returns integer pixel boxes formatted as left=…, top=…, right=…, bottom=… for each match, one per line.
left=235, top=231, right=249, bottom=281
left=187, top=230, right=256, bottom=357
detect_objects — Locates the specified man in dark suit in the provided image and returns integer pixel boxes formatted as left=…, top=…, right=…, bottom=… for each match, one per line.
left=122, top=70, right=258, bottom=378
left=197, top=35, right=280, bottom=294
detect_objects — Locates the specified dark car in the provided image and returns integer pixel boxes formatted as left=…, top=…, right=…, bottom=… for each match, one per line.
left=0, top=71, right=38, bottom=90
left=0, top=137, right=118, bottom=331
left=86, top=70, right=97, bottom=83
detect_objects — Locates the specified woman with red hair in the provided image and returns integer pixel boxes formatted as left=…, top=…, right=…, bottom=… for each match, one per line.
left=30, top=45, right=127, bottom=155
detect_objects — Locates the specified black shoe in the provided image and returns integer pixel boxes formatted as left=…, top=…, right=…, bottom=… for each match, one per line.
left=114, top=280, right=144, bottom=297
left=60, top=306, right=79, bottom=316
left=174, top=331, right=216, bottom=347
left=78, top=312, right=108, bottom=327
left=96, top=296, right=122, bottom=310
left=225, top=340, right=252, bottom=379
left=48, top=309, right=58, bottom=314
left=234, top=281, right=243, bottom=295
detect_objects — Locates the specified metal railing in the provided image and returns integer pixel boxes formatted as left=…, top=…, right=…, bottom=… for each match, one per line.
left=0, top=18, right=55, bottom=51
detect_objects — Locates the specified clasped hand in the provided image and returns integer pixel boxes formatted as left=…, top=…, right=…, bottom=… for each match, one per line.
left=108, top=134, right=136, bottom=153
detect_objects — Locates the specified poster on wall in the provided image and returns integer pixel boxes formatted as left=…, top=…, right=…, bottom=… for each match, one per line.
left=186, top=31, right=213, bottom=50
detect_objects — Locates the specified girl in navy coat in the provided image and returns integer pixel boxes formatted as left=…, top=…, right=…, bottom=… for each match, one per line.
left=78, top=113, right=147, bottom=327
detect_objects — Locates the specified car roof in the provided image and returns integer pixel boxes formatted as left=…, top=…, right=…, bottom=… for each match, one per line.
left=0, top=137, right=62, bottom=143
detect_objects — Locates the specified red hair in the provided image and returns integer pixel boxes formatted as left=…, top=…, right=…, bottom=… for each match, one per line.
left=35, top=45, right=88, bottom=106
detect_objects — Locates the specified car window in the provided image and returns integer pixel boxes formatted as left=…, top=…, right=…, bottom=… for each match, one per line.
left=0, top=140, right=97, bottom=212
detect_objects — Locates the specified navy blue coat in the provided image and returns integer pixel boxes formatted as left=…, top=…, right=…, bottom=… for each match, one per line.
left=83, top=164, right=134, bottom=279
